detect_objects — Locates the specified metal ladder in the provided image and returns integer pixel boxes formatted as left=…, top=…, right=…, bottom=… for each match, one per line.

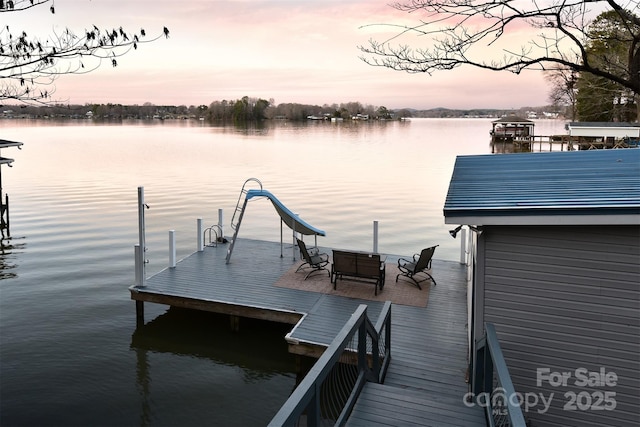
left=225, top=178, right=262, bottom=264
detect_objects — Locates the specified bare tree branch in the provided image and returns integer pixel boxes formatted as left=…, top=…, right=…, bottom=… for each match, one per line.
left=0, top=0, right=169, bottom=103
left=359, top=0, right=640, bottom=95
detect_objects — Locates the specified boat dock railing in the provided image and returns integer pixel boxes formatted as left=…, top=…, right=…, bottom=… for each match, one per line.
left=493, top=134, right=640, bottom=153
left=491, top=135, right=577, bottom=153
left=473, top=323, right=527, bottom=427
left=269, top=302, right=392, bottom=426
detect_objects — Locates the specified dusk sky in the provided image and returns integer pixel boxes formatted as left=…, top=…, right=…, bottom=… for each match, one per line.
left=12, top=0, right=561, bottom=110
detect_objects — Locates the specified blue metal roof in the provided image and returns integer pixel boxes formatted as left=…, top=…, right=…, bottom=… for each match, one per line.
left=444, top=149, right=640, bottom=224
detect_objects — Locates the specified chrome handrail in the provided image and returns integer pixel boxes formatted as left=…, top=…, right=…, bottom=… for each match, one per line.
left=203, top=224, right=223, bottom=247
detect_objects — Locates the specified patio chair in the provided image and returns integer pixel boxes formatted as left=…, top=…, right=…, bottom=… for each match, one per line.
left=295, top=238, right=330, bottom=280
left=396, top=245, right=438, bottom=290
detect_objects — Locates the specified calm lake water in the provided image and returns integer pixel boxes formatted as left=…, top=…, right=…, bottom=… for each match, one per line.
left=0, top=118, right=567, bottom=426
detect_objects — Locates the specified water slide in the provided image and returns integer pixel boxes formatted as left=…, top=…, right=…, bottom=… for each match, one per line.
left=245, top=189, right=326, bottom=236
left=225, top=182, right=325, bottom=263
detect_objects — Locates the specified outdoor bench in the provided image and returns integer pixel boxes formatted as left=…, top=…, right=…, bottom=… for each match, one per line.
left=331, top=250, right=386, bottom=295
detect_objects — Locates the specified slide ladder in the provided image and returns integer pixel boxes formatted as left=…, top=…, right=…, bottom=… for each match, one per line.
left=226, top=178, right=262, bottom=264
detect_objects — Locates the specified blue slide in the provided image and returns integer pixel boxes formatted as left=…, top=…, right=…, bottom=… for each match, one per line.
left=245, top=189, right=326, bottom=236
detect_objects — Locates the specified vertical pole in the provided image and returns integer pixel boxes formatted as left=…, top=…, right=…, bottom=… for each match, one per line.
left=230, top=315, right=240, bottom=332
left=197, top=218, right=203, bottom=252
left=292, top=220, right=296, bottom=261
left=137, top=187, right=146, bottom=287
left=280, top=219, right=284, bottom=258
left=218, top=208, right=224, bottom=241
left=373, top=220, right=379, bottom=253
left=134, top=241, right=145, bottom=326
left=459, top=228, right=467, bottom=265
left=136, top=300, right=145, bottom=327
left=358, top=317, right=367, bottom=373
left=5, top=194, right=9, bottom=237
left=134, top=244, right=143, bottom=286
left=169, top=230, right=176, bottom=268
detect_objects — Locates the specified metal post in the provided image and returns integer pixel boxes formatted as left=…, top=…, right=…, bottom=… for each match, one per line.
left=280, top=219, right=284, bottom=258
left=373, top=221, right=379, bottom=253
left=5, top=194, right=9, bottom=237
left=197, top=218, right=203, bottom=252
left=218, top=209, right=224, bottom=241
left=137, top=187, right=147, bottom=287
left=292, top=219, right=296, bottom=261
left=169, top=230, right=176, bottom=268
left=459, top=228, right=467, bottom=265
left=134, top=244, right=143, bottom=286
left=134, top=243, right=145, bottom=325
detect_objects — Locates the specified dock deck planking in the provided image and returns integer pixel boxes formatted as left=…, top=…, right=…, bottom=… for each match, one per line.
left=129, top=238, right=484, bottom=425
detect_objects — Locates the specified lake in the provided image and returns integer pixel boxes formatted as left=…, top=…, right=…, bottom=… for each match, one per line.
left=0, top=117, right=567, bottom=426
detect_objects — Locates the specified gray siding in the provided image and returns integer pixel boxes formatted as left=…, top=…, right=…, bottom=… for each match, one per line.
left=479, top=225, right=640, bottom=427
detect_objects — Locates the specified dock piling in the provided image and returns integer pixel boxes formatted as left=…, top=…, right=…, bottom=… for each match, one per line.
left=134, top=244, right=144, bottom=286
left=169, top=230, right=176, bottom=268
left=137, top=187, right=147, bottom=286
left=197, top=218, right=204, bottom=252
left=218, top=209, right=224, bottom=240
left=136, top=300, right=144, bottom=327
left=373, top=220, right=379, bottom=253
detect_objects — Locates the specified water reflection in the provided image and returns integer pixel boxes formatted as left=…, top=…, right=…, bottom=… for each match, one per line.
left=130, top=308, right=300, bottom=425
left=131, top=308, right=297, bottom=373
left=134, top=347, right=151, bottom=427
left=0, top=237, right=25, bottom=280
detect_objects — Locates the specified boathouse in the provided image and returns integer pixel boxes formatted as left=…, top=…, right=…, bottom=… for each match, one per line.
left=444, top=148, right=640, bottom=426
left=567, top=122, right=640, bottom=149
left=490, top=115, right=535, bottom=143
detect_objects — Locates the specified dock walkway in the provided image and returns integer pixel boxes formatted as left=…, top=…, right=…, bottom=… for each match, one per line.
left=129, top=238, right=485, bottom=426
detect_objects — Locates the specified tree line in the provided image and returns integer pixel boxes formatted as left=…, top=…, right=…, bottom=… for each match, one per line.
left=3, top=98, right=410, bottom=122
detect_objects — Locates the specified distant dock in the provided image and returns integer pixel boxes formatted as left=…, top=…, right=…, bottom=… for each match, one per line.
left=0, top=139, right=23, bottom=237
left=491, top=119, right=640, bottom=153
left=491, top=134, right=577, bottom=153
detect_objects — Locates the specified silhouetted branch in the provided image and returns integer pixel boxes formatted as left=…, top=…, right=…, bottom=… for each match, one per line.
left=359, top=0, right=640, bottom=95
left=0, top=0, right=169, bottom=103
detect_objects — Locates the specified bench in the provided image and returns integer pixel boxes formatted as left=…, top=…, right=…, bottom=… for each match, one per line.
left=331, top=250, right=386, bottom=295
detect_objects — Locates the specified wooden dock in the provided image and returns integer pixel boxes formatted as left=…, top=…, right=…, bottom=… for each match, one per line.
left=129, top=238, right=485, bottom=425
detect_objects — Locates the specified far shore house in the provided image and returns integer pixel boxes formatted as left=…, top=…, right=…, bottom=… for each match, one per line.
left=444, top=148, right=640, bottom=427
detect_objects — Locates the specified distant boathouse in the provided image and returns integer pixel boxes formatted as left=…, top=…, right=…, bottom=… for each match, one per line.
left=490, top=115, right=535, bottom=143
left=491, top=116, right=640, bottom=152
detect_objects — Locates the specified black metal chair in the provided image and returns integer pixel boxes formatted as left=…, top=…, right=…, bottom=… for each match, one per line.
left=396, top=245, right=438, bottom=289
left=295, top=238, right=330, bottom=280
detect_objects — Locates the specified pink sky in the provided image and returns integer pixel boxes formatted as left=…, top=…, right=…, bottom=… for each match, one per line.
left=11, top=0, right=554, bottom=110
